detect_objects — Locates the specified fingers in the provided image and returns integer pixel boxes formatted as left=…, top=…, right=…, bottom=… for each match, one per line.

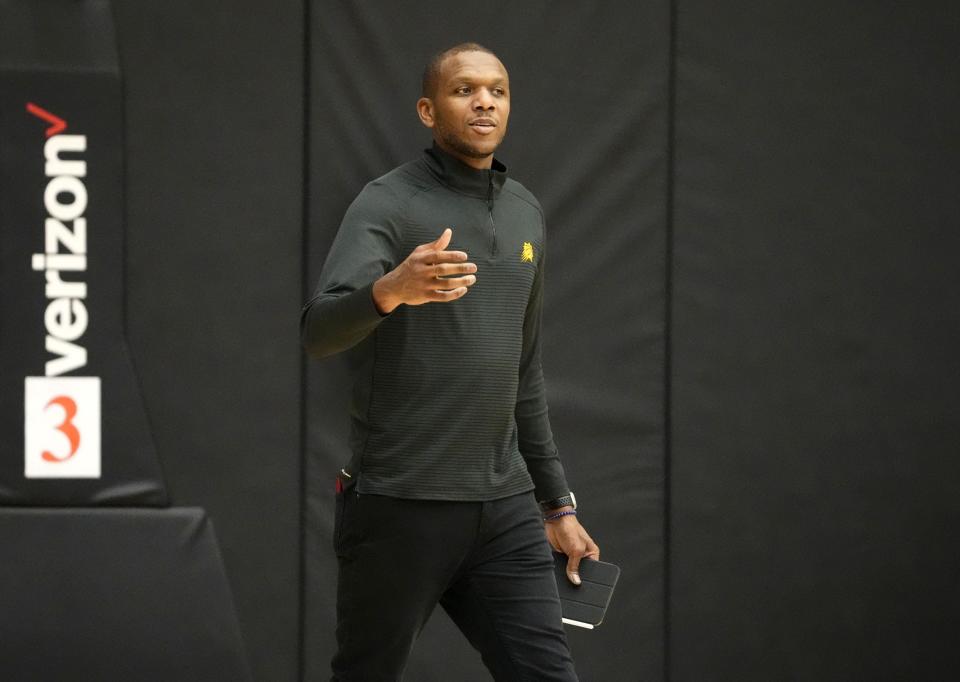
left=586, top=537, right=601, bottom=563
left=566, top=555, right=582, bottom=586
left=424, top=250, right=470, bottom=265
left=433, top=274, right=477, bottom=290
left=391, top=228, right=478, bottom=307
left=566, top=544, right=601, bottom=586
left=433, top=227, right=452, bottom=250
left=434, top=262, right=478, bottom=278
left=420, top=230, right=477, bottom=301
left=417, top=229, right=468, bottom=264
left=426, top=286, right=470, bottom=302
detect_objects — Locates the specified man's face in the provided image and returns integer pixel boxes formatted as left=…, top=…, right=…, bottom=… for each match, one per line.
left=418, top=51, right=510, bottom=169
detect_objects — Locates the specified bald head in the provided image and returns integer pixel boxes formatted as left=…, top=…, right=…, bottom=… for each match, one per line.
left=421, top=42, right=501, bottom=99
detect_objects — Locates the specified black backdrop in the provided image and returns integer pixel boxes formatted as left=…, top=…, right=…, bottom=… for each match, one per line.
left=670, top=3, right=960, bottom=680
left=113, top=3, right=304, bottom=681
left=73, top=1, right=959, bottom=680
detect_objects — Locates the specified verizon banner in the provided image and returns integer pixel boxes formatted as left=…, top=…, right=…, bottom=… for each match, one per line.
left=0, top=2, right=167, bottom=505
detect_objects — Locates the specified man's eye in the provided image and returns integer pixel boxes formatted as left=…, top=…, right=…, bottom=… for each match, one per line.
left=493, top=88, right=505, bottom=96
left=456, top=86, right=471, bottom=95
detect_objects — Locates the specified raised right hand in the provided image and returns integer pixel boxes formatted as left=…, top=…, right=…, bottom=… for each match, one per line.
left=372, top=228, right=478, bottom=314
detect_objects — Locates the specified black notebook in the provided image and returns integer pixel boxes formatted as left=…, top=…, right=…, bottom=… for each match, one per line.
left=552, top=552, right=620, bottom=629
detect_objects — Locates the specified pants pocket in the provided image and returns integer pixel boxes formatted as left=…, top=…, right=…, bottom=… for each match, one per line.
left=333, top=471, right=358, bottom=557
left=333, top=490, right=345, bottom=555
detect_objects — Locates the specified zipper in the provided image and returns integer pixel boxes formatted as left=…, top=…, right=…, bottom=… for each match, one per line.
left=486, top=170, right=498, bottom=256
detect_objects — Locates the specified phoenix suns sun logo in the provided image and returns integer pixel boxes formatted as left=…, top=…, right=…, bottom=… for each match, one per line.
left=521, top=241, right=534, bottom=263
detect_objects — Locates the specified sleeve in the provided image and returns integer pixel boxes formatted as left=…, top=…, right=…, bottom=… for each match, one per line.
left=300, top=181, right=402, bottom=358
left=515, top=217, right=571, bottom=502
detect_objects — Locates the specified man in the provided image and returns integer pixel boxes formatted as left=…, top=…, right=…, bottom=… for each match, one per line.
left=302, top=42, right=599, bottom=681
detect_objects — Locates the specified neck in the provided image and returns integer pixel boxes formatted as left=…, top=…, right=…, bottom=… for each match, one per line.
left=434, top=138, right=494, bottom=170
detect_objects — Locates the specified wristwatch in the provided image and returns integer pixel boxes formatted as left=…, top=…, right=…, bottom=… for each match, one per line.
left=539, top=491, right=577, bottom=512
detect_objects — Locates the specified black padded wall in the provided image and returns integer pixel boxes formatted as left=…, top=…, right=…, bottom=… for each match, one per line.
left=303, top=2, right=669, bottom=680
left=113, top=2, right=304, bottom=680
left=0, top=508, right=252, bottom=682
left=6, top=3, right=956, bottom=680
left=670, top=2, right=960, bottom=680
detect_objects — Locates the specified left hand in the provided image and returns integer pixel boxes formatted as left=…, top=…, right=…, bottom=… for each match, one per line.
left=544, top=507, right=600, bottom=585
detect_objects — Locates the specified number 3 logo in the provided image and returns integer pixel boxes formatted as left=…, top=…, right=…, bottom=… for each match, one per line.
left=42, top=395, right=81, bottom=462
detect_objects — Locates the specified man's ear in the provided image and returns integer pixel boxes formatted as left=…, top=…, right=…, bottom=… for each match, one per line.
left=416, top=97, right=435, bottom=128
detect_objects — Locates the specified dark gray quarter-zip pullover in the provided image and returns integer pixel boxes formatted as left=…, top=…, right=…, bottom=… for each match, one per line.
left=301, top=144, right=569, bottom=502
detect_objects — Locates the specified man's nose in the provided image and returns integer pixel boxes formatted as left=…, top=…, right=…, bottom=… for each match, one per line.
left=473, top=88, right=496, bottom=110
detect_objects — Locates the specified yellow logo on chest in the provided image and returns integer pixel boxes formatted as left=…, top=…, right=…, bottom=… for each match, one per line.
left=521, top=242, right=535, bottom=263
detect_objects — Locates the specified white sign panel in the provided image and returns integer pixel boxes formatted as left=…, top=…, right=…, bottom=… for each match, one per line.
left=24, top=376, right=101, bottom=478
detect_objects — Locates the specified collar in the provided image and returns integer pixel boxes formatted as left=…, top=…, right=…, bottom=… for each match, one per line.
left=423, top=142, right=507, bottom=199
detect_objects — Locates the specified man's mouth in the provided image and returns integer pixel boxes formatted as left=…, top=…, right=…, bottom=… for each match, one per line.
left=469, top=118, right=497, bottom=133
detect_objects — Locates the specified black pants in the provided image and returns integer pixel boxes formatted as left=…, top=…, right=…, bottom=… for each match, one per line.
left=330, top=486, right=578, bottom=682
